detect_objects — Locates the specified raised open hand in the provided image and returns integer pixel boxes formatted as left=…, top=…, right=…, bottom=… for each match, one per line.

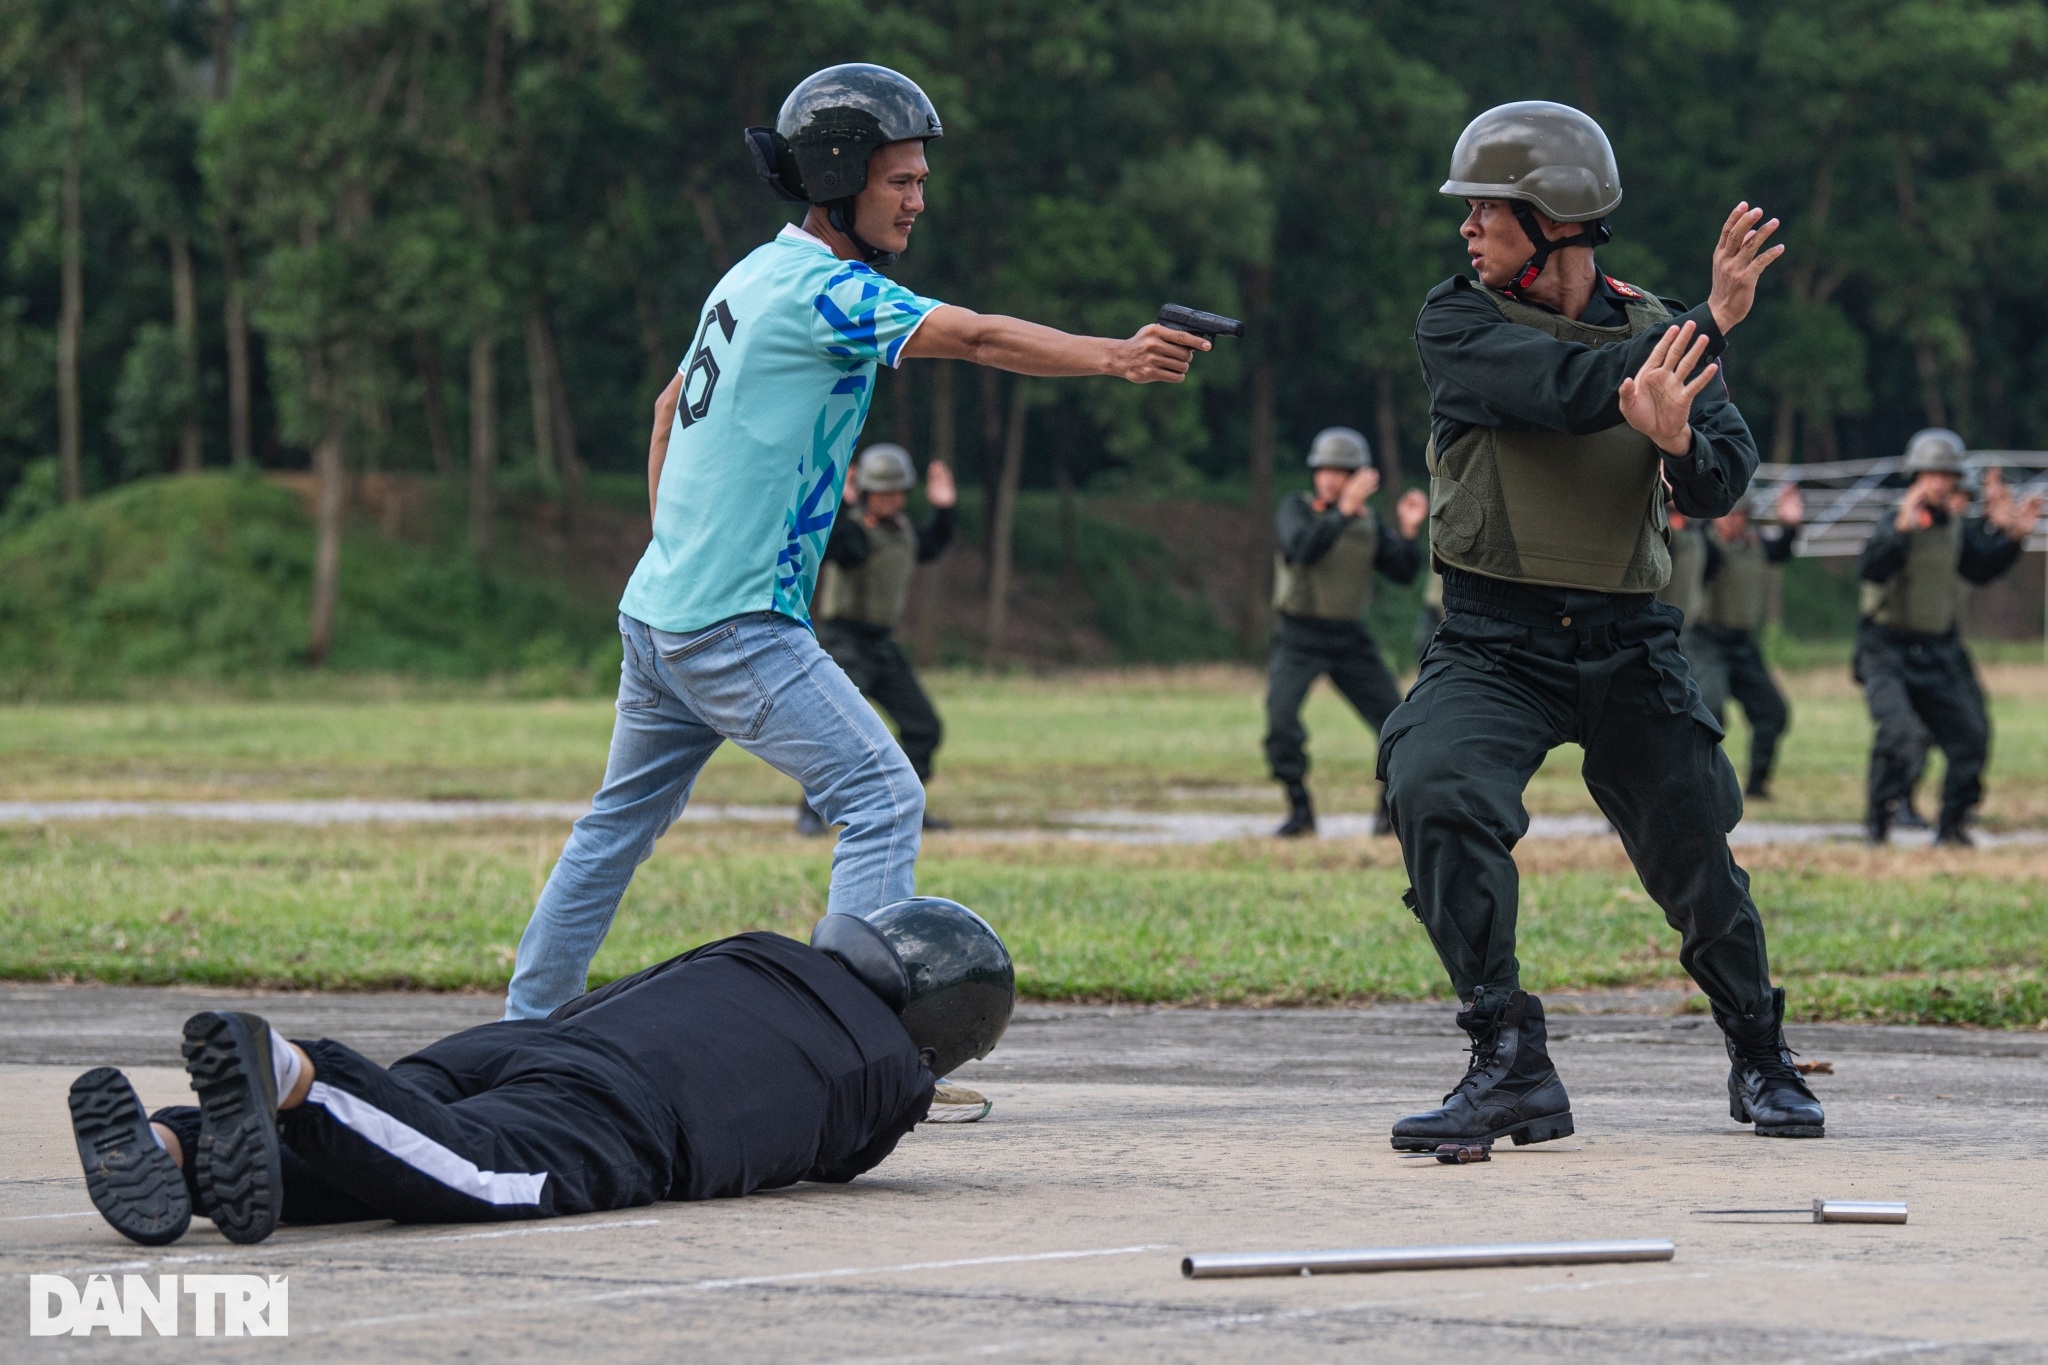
left=1707, top=202, right=1784, bottom=334
left=1395, top=487, right=1428, bottom=539
left=1775, top=482, right=1804, bottom=527
left=1336, top=465, right=1380, bottom=517
left=925, top=458, right=957, bottom=510
left=1618, top=321, right=1718, bottom=456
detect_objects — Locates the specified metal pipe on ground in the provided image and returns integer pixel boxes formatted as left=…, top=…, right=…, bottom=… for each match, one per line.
left=1181, top=1238, right=1676, bottom=1280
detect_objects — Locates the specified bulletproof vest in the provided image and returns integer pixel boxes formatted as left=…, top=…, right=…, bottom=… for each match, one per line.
left=819, top=516, right=917, bottom=629
left=1701, top=530, right=1770, bottom=631
left=1861, top=514, right=1964, bottom=635
left=1657, top=523, right=1708, bottom=623
left=1426, top=285, right=1673, bottom=592
left=1273, top=501, right=1378, bottom=620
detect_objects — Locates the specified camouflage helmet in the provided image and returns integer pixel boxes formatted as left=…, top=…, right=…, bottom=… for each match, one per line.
left=1903, top=428, right=1966, bottom=475
left=855, top=443, right=917, bottom=493
left=1306, top=427, right=1371, bottom=471
left=1440, top=101, right=1622, bottom=222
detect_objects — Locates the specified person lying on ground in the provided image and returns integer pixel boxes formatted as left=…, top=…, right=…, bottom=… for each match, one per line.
left=68, top=899, right=1012, bottom=1247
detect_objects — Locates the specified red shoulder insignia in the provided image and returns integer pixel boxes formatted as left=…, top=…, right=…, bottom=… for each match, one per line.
left=1604, top=275, right=1644, bottom=299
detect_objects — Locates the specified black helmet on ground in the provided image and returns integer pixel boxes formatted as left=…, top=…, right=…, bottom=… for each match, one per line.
left=744, top=63, right=943, bottom=266
left=811, top=897, right=1014, bottom=1078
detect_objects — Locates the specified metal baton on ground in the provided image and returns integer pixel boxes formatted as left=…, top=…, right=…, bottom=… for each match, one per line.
left=1691, top=1199, right=1907, bottom=1224
left=1181, top=1238, right=1675, bottom=1279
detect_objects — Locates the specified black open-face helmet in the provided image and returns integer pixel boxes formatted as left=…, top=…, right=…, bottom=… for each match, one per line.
left=811, top=897, right=1014, bottom=1078
left=745, top=64, right=942, bottom=265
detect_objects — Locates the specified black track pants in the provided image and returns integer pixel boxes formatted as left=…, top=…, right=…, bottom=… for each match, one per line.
left=1854, top=624, right=1989, bottom=827
left=1378, top=595, right=1773, bottom=1018
left=1691, top=626, right=1790, bottom=785
left=1265, top=615, right=1405, bottom=785
left=819, top=621, right=943, bottom=782
left=276, top=1025, right=677, bottom=1225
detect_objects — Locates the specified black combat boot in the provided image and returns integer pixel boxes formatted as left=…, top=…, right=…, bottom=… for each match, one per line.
left=1895, top=802, right=1930, bottom=831
left=1933, top=813, right=1973, bottom=847
left=1275, top=782, right=1316, bottom=838
left=1390, top=991, right=1574, bottom=1151
left=1744, top=774, right=1771, bottom=800
left=1865, top=801, right=1892, bottom=846
left=1715, top=987, right=1825, bottom=1139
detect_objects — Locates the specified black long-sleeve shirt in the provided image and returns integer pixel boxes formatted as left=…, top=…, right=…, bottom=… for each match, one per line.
left=1858, top=512, right=2022, bottom=586
left=1413, top=273, right=1758, bottom=519
left=823, top=505, right=954, bottom=568
left=1274, top=495, right=1422, bottom=585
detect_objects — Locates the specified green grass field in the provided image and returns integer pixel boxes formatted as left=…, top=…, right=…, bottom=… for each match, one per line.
left=3, top=664, right=2048, bottom=1026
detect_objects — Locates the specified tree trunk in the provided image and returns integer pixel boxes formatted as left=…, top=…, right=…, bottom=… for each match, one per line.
left=984, top=377, right=1030, bottom=661
left=1913, top=337, right=1948, bottom=429
left=689, top=187, right=731, bottom=274
left=891, top=360, right=915, bottom=450
left=978, top=364, right=1003, bottom=588
left=171, top=229, right=202, bottom=472
left=1241, top=359, right=1276, bottom=652
left=220, top=224, right=253, bottom=469
left=213, top=2, right=252, bottom=470
left=522, top=310, right=558, bottom=483
left=305, top=346, right=346, bottom=667
left=469, top=332, right=499, bottom=560
left=57, top=53, right=84, bottom=502
left=634, top=278, right=666, bottom=392
left=1770, top=398, right=1796, bottom=463
left=915, top=360, right=955, bottom=663
left=1054, top=438, right=1076, bottom=570
left=413, top=332, right=454, bottom=475
left=542, top=316, right=583, bottom=513
left=1374, top=368, right=1401, bottom=488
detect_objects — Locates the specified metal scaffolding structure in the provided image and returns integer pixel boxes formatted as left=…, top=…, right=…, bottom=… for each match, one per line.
left=1745, top=451, right=2048, bottom=558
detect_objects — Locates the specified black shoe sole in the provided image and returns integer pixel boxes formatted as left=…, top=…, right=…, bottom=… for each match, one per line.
left=1391, top=1111, right=1574, bottom=1151
left=69, top=1068, right=192, bottom=1247
left=182, top=1013, right=284, bottom=1245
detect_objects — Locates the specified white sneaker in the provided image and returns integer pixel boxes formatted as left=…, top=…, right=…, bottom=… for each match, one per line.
left=925, top=1082, right=992, bottom=1124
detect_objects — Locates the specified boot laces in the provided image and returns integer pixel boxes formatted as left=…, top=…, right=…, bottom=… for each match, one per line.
left=1735, top=1034, right=1813, bottom=1093
left=1447, top=1017, right=1506, bottom=1102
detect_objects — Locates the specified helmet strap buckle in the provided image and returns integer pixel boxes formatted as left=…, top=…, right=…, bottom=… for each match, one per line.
left=1504, top=200, right=1608, bottom=302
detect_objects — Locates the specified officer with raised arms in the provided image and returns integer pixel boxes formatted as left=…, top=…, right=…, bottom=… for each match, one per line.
left=1264, top=427, right=1427, bottom=837
left=799, top=442, right=958, bottom=836
left=1379, top=101, right=1828, bottom=1149
left=498, top=65, right=1209, bottom=1052
left=1857, top=429, right=2043, bottom=845
left=1694, top=484, right=1804, bottom=799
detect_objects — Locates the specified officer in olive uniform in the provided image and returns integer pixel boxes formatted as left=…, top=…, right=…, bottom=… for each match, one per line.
left=1693, top=485, right=1802, bottom=797
left=1657, top=506, right=1718, bottom=684
left=1379, top=102, right=1825, bottom=1149
left=797, top=444, right=957, bottom=835
left=1265, top=427, right=1428, bottom=836
left=1857, top=429, right=2042, bottom=845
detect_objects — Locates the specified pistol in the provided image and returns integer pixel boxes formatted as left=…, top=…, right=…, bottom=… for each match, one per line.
left=1157, top=303, right=1245, bottom=341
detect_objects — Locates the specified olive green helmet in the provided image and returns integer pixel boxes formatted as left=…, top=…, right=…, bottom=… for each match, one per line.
left=855, top=443, right=917, bottom=493
left=1306, top=427, right=1370, bottom=471
left=1903, top=428, right=1966, bottom=474
left=1442, top=101, right=1619, bottom=296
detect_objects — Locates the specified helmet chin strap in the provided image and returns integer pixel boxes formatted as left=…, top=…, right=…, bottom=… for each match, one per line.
left=826, top=199, right=898, bottom=267
left=1506, top=201, right=1609, bottom=300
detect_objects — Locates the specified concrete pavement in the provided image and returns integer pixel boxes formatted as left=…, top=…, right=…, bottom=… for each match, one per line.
left=3, top=986, right=2045, bottom=1360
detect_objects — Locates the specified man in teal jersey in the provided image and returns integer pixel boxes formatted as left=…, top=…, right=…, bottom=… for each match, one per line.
left=503, top=65, right=1207, bottom=1046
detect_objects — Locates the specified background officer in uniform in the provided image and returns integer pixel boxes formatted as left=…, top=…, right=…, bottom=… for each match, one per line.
left=1264, top=427, right=1427, bottom=836
left=1856, top=429, right=2042, bottom=845
left=1657, top=503, right=1717, bottom=688
left=69, top=899, right=1013, bottom=1247
left=799, top=443, right=957, bottom=835
left=1694, top=484, right=1802, bottom=798
left=1379, top=101, right=1826, bottom=1150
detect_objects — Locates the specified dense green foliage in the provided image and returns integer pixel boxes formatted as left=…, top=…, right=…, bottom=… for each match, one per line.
left=0, top=472, right=615, bottom=695
left=3, top=0, right=2046, bottom=510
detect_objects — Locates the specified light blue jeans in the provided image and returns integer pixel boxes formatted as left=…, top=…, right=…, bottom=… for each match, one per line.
left=502, top=611, right=923, bottom=1019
